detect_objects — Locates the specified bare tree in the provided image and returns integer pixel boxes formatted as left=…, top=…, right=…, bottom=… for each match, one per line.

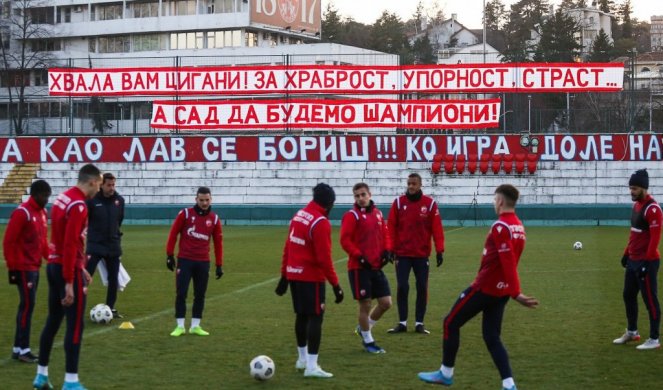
left=0, top=0, right=54, bottom=135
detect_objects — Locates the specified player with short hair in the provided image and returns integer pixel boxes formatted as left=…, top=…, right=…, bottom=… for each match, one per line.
left=340, top=182, right=393, bottom=353
left=33, top=164, right=102, bottom=390
left=387, top=173, right=445, bottom=334
left=85, top=172, right=126, bottom=319
left=4, top=180, right=51, bottom=363
left=613, top=169, right=662, bottom=350
left=418, top=184, right=539, bottom=390
left=166, top=186, right=223, bottom=337
left=275, top=183, right=344, bottom=378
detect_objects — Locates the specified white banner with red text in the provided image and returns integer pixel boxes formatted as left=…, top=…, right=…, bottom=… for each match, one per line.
left=150, top=99, right=501, bottom=130
left=0, top=134, right=660, bottom=163
left=48, top=63, right=624, bottom=96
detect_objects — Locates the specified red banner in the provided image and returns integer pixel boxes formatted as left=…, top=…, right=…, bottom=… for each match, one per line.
left=150, top=98, right=501, bottom=130
left=0, top=134, right=660, bottom=163
left=48, top=63, right=624, bottom=96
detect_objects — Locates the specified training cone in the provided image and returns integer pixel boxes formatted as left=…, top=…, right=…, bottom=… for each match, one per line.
left=118, top=321, right=135, bottom=329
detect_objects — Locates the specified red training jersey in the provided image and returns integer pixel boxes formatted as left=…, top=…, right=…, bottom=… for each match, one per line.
left=49, top=187, right=88, bottom=283
left=281, top=201, right=339, bottom=286
left=471, top=212, right=525, bottom=298
left=166, top=207, right=223, bottom=265
left=3, top=196, right=49, bottom=272
left=625, top=195, right=661, bottom=261
left=341, top=202, right=391, bottom=270
left=388, top=193, right=444, bottom=258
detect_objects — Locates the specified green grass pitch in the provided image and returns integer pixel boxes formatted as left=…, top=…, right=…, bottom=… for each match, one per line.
left=1, top=224, right=662, bottom=389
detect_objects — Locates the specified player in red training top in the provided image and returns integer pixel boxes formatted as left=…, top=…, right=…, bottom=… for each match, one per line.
left=387, top=173, right=444, bottom=335
left=418, top=184, right=539, bottom=390
left=33, top=164, right=102, bottom=390
left=275, top=183, right=344, bottom=378
left=3, top=180, right=51, bottom=363
left=613, top=169, right=662, bottom=350
left=166, top=186, right=223, bottom=337
left=340, top=182, right=393, bottom=354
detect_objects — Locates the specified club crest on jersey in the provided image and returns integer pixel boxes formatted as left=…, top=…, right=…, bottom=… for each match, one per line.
left=420, top=206, right=428, bottom=214
left=27, top=282, right=33, bottom=289
left=206, top=219, right=212, bottom=227
left=360, top=289, right=367, bottom=297
left=320, top=303, right=325, bottom=311
left=114, top=200, right=120, bottom=206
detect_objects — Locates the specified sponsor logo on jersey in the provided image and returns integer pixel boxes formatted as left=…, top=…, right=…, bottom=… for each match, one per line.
left=187, top=227, right=209, bottom=241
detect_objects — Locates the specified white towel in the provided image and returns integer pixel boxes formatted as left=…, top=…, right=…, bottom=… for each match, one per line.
left=97, top=261, right=131, bottom=292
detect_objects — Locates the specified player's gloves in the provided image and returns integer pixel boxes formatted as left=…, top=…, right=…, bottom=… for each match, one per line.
left=8, top=270, right=19, bottom=285
left=621, top=255, right=628, bottom=268
left=380, top=250, right=394, bottom=269
left=333, top=284, right=344, bottom=304
left=358, top=256, right=371, bottom=270
left=436, top=252, right=444, bottom=267
left=275, top=276, right=289, bottom=296
left=215, top=266, right=224, bottom=280
left=166, top=255, right=176, bottom=271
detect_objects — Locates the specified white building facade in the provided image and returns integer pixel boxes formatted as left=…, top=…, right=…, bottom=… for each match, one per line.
left=0, top=0, right=397, bottom=134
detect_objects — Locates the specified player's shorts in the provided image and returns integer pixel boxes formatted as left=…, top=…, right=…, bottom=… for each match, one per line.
left=289, top=280, right=326, bottom=315
left=348, top=269, right=391, bottom=301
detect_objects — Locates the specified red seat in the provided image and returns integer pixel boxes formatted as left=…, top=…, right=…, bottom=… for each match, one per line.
left=467, top=154, right=478, bottom=174
left=527, top=153, right=539, bottom=174
left=479, top=153, right=490, bottom=174
left=514, top=153, right=526, bottom=174
left=444, top=154, right=454, bottom=174
left=433, top=154, right=444, bottom=163
left=455, top=154, right=466, bottom=174
left=491, top=154, right=501, bottom=174
left=431, top=161, right=442, bottom=174
left=502, top=154, right=514, bottom=174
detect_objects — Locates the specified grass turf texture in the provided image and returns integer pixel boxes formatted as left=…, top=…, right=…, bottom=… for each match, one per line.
left=0, top=225, right=661, bottom=389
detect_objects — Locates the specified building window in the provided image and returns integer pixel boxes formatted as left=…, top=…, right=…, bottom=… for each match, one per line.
left=31, top=39, right=61, bottom=52
left=98, top=35, right=130, bottom=53
left=134, top=102, right=152, bottom=119
left=95, top=3, right=123, bottom=21
left=57, top=7, right=72, bottom=23
left=133, top=1, right=159, bottom=18
left=133, top=34, right=163, bottom=51
left=29, top=7, right=55, bottom=24
left=1, top=1, right=10, bottom=18
left=246, top=31, right=257, bottom=47
left=0, top=26, right=9, bottom=50
left=34, top=69, right=48, bottom=86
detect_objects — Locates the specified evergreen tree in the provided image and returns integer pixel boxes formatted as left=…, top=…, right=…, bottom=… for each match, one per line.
left=575, top=0, right=587, bottom=8
left=485, top=0, right=507, bottom=31
left=502, top=0, right=549, bottom=62
left=598, top=0, right=613, bottom=13
left=620, top=0, right=633, bottom=38
left=536, top=8, right=582, bottom=62
left=559, top=0, right=576, bottom=10
left=412, top=35, right=436, bottom=64
left=589, top=29, right=613, bottom=61
left=321, top=3, right=343, bottom=43
left=370, top=11, right=412, bottom=63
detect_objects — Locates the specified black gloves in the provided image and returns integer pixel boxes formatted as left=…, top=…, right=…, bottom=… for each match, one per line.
left=358, top=256, right=371, bottom=270
left=380, top=251, right=394, bottom=269
left=436, top=252, right=444, bottom=267
left=621, top=255, right=628, bottom=268
left=333, top=284, right=344, bottom=304
left=275, top=276, right=288, bottom=296
left=8, top=270, right=19, bottom=285
left=215, top=266, right=224, bottom=279
left=166, top=255, right=176, bottom=271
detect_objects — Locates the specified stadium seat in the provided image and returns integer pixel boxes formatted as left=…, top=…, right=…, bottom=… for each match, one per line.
left=467, top=154, right=478, bottom=174
left=491, top=154, right=501, bottom=174
left=514, top=153, right=526, bottom=174
left=431, top=161, right=442, bottom=174
left=455, top=154, right=466, bottom=174
left=444, top=155, right=455, bottom=174
left=479, top=153, right=490, bottom=174
left=433, top=154, right=444, bottom=163
left=527, top=153, right=539, bottom=174
left=503, top=154, right=514, bottom=174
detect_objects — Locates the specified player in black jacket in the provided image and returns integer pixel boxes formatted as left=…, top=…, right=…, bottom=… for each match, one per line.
left=85, top=172, right=125, bottom=319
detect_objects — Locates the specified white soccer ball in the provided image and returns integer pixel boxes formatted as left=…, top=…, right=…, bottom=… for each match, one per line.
left=250, top=355, right=275, bottom=381
left=573, top=241, right=583, bottom=250
left=90, top=304, right=113, bottom=324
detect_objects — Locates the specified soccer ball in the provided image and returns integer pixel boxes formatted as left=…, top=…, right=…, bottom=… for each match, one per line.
left=573, top=241, right=583, bottom=250
left=250, top=355, right=275, bottom=381
left=90, top=304, right=113, bottom=324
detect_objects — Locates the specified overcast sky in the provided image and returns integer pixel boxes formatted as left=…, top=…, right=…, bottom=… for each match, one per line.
left=323, top=0, right=660, bottom=29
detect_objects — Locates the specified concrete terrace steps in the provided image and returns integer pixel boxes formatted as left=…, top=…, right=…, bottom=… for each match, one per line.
left=0, top=163, right=41, bottom=204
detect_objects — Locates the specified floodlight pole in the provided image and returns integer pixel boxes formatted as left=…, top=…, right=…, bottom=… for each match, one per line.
left=482, top=0, right=486, bottom=64
left=528, top=95, right=532, bottom=131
